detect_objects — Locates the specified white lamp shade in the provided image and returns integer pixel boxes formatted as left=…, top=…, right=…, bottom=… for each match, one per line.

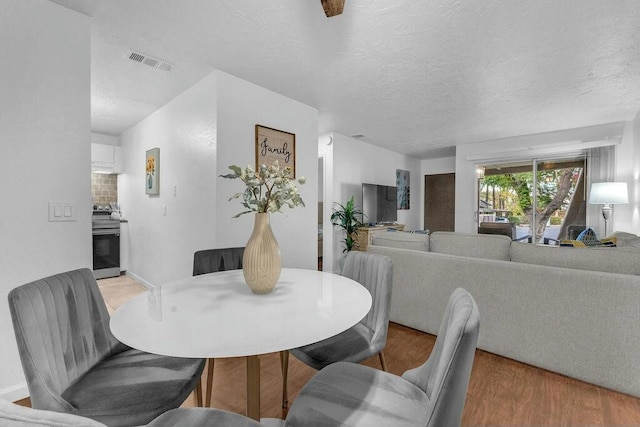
left=589, top=182, right=629, bottom=205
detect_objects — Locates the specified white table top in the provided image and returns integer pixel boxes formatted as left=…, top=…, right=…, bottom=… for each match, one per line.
left=110, top=268, right=372, bottom=359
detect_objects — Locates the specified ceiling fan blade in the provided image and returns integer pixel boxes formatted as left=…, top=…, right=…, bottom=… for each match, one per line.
left=321, top=0, right=345, bottom=17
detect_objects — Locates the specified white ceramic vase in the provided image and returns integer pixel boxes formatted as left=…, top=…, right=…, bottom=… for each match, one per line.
left=243, top=213, right=281, bottom=294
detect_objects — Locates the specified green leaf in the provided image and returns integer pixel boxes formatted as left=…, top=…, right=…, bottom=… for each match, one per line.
left=229, top=165, right=242, bottom=175
left=232, top=210, right=253, bottom=218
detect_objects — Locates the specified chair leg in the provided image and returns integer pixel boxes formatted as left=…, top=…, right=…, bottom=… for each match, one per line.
left=379, top=350, right=388, bottom=372
left=194, top=378, right=203, bottom=407
left=205, top=358, right=215, bottom=407
left=280, top=350, right=289, bottom=408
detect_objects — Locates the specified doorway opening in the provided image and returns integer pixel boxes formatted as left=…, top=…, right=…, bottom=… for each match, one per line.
left=318, top=157, right=323, bottom=270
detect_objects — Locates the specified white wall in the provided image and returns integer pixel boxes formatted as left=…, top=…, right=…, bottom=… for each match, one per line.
left=326, top=133, right=421, bottom=272
left=215, top=70, right=318, bottom=270
left=614, top=115, right=640, bottom=234
left=119, top=73, right=219, bottom=286
left=0, top=0, right=91, bottom=401
left=421, top=157, right=456, bottom=176
left=119, top=70, right=318, bottom=286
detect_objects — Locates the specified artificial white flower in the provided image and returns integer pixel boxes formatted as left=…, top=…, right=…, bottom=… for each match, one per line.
left=221, top=161, right=306, bottom=218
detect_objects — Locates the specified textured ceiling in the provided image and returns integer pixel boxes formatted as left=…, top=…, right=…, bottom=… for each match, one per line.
left=57, top=0, right=640, bottom=158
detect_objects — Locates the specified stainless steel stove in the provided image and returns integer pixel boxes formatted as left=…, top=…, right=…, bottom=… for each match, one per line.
left=92, top=210, right=121, bottom=279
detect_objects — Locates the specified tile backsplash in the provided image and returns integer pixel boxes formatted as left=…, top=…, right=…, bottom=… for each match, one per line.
left=92, top=173, right=117, bottom=206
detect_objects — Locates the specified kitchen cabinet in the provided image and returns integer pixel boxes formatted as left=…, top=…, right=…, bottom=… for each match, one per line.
left=91, top=143, right=123, bottom=174
left=113, top=146, right=123, bottom=173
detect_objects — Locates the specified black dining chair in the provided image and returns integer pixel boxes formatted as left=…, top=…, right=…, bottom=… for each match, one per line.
left=192, top=247, right=245, bottom=407
left=193, top=247, right=244, bottom=276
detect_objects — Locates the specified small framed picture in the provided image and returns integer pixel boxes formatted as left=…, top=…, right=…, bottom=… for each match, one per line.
left=396, top=169, right=410, bottom=209
left=255, top=125, right=296, bottom=177
left=145, top=147, right=160, bottom=195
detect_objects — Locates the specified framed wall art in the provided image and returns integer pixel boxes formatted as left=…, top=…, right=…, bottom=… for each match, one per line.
left=255, top=124, right=296, bottom=177
left=396, top=169, right=410, bottom=209
left=145, top=147, right=160, bottom=195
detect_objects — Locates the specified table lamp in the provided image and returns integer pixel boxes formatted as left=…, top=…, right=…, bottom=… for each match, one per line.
left=588, top=182, right=629, bottom=237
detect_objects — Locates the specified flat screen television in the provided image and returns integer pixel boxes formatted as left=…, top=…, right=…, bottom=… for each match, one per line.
left=362, top=183, right=397, bottom=224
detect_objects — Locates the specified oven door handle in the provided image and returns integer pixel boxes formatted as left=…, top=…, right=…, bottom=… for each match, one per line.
left=92, top=230, right=120, bottom=236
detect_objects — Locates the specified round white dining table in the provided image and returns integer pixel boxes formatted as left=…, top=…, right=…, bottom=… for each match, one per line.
left=110, top=268, right=372, bottom=420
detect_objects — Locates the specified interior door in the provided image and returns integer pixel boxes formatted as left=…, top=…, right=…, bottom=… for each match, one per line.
left=424, top=173, right=455, bottom=232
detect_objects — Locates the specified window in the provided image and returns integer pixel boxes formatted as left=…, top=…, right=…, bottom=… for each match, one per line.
left=478, top=155, right=586, bottom=244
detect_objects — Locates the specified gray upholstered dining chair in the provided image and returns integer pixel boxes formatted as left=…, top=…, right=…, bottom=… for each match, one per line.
left=0, top=398, right=264, bottom=427
left=192, top=247, right=244, bottom=407
left=8, top=268, right=206, bottom=427
left=271, top=287, right=480, bottom=427
left=281, top=251, right=393, bottom=408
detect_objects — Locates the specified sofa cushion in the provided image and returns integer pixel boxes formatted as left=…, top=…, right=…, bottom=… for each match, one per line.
left=509, top=243, right=640, bottom=275
left=611, top=231, right=640, bottom=248
left=559, top=237, right=616, bottom=247
left=370, top=231, right=429, bottom=251
left=429, top=232, right=512, bottom=260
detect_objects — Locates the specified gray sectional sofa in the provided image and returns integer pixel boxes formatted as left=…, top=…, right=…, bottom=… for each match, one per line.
left=367, top=230, right=640, bottom=397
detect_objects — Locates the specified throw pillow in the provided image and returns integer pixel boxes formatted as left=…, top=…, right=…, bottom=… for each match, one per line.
left=576, top=227, right=598, bottom=242
left=559, top=237, right=616, bottom=247
left=560, top=240, right=587, bottom=247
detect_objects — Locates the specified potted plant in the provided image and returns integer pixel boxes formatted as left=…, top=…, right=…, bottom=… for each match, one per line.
left=331, top=196, right=365, bottom=252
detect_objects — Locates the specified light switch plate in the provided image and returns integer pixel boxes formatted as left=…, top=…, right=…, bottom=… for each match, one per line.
left=48, top=202, right=76, bottom=222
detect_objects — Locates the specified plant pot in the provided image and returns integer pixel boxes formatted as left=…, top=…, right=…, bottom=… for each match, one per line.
left=242, top=213, right=281, bottom=294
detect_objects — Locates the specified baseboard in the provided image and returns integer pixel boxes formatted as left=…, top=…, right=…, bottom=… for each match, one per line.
left=124, top=271, right=154, bottom=289
left=0, top=383, right=28, bottom=402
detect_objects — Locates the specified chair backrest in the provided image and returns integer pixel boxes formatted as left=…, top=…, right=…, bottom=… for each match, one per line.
left=0, top=398, right=106, bottom=427
left=566, top=224, right=586, bottom=240
left=478, top=222, right=516, bottom=239
left=401, top=288, right=480, bottom=427
left=341, top=251, right=393, bottom=350
left=8, top=268, right=123, bottom=411
left=192, top=247, right=245, bottom=276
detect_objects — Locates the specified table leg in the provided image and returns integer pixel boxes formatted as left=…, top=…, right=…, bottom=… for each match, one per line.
left=280, top=350, right=289, bottom=408
left=194, top=379, right=203, bottom=407
left=246, top=355, right=260, bottom=420
left=205, top=358, right=214, bottom=407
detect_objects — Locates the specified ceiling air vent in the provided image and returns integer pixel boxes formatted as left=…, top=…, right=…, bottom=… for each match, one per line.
left=124, top=49, right=173, bottom=72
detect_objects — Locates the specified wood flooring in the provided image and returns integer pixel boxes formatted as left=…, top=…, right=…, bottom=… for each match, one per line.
left=18, top=275, right=640, bottom=425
